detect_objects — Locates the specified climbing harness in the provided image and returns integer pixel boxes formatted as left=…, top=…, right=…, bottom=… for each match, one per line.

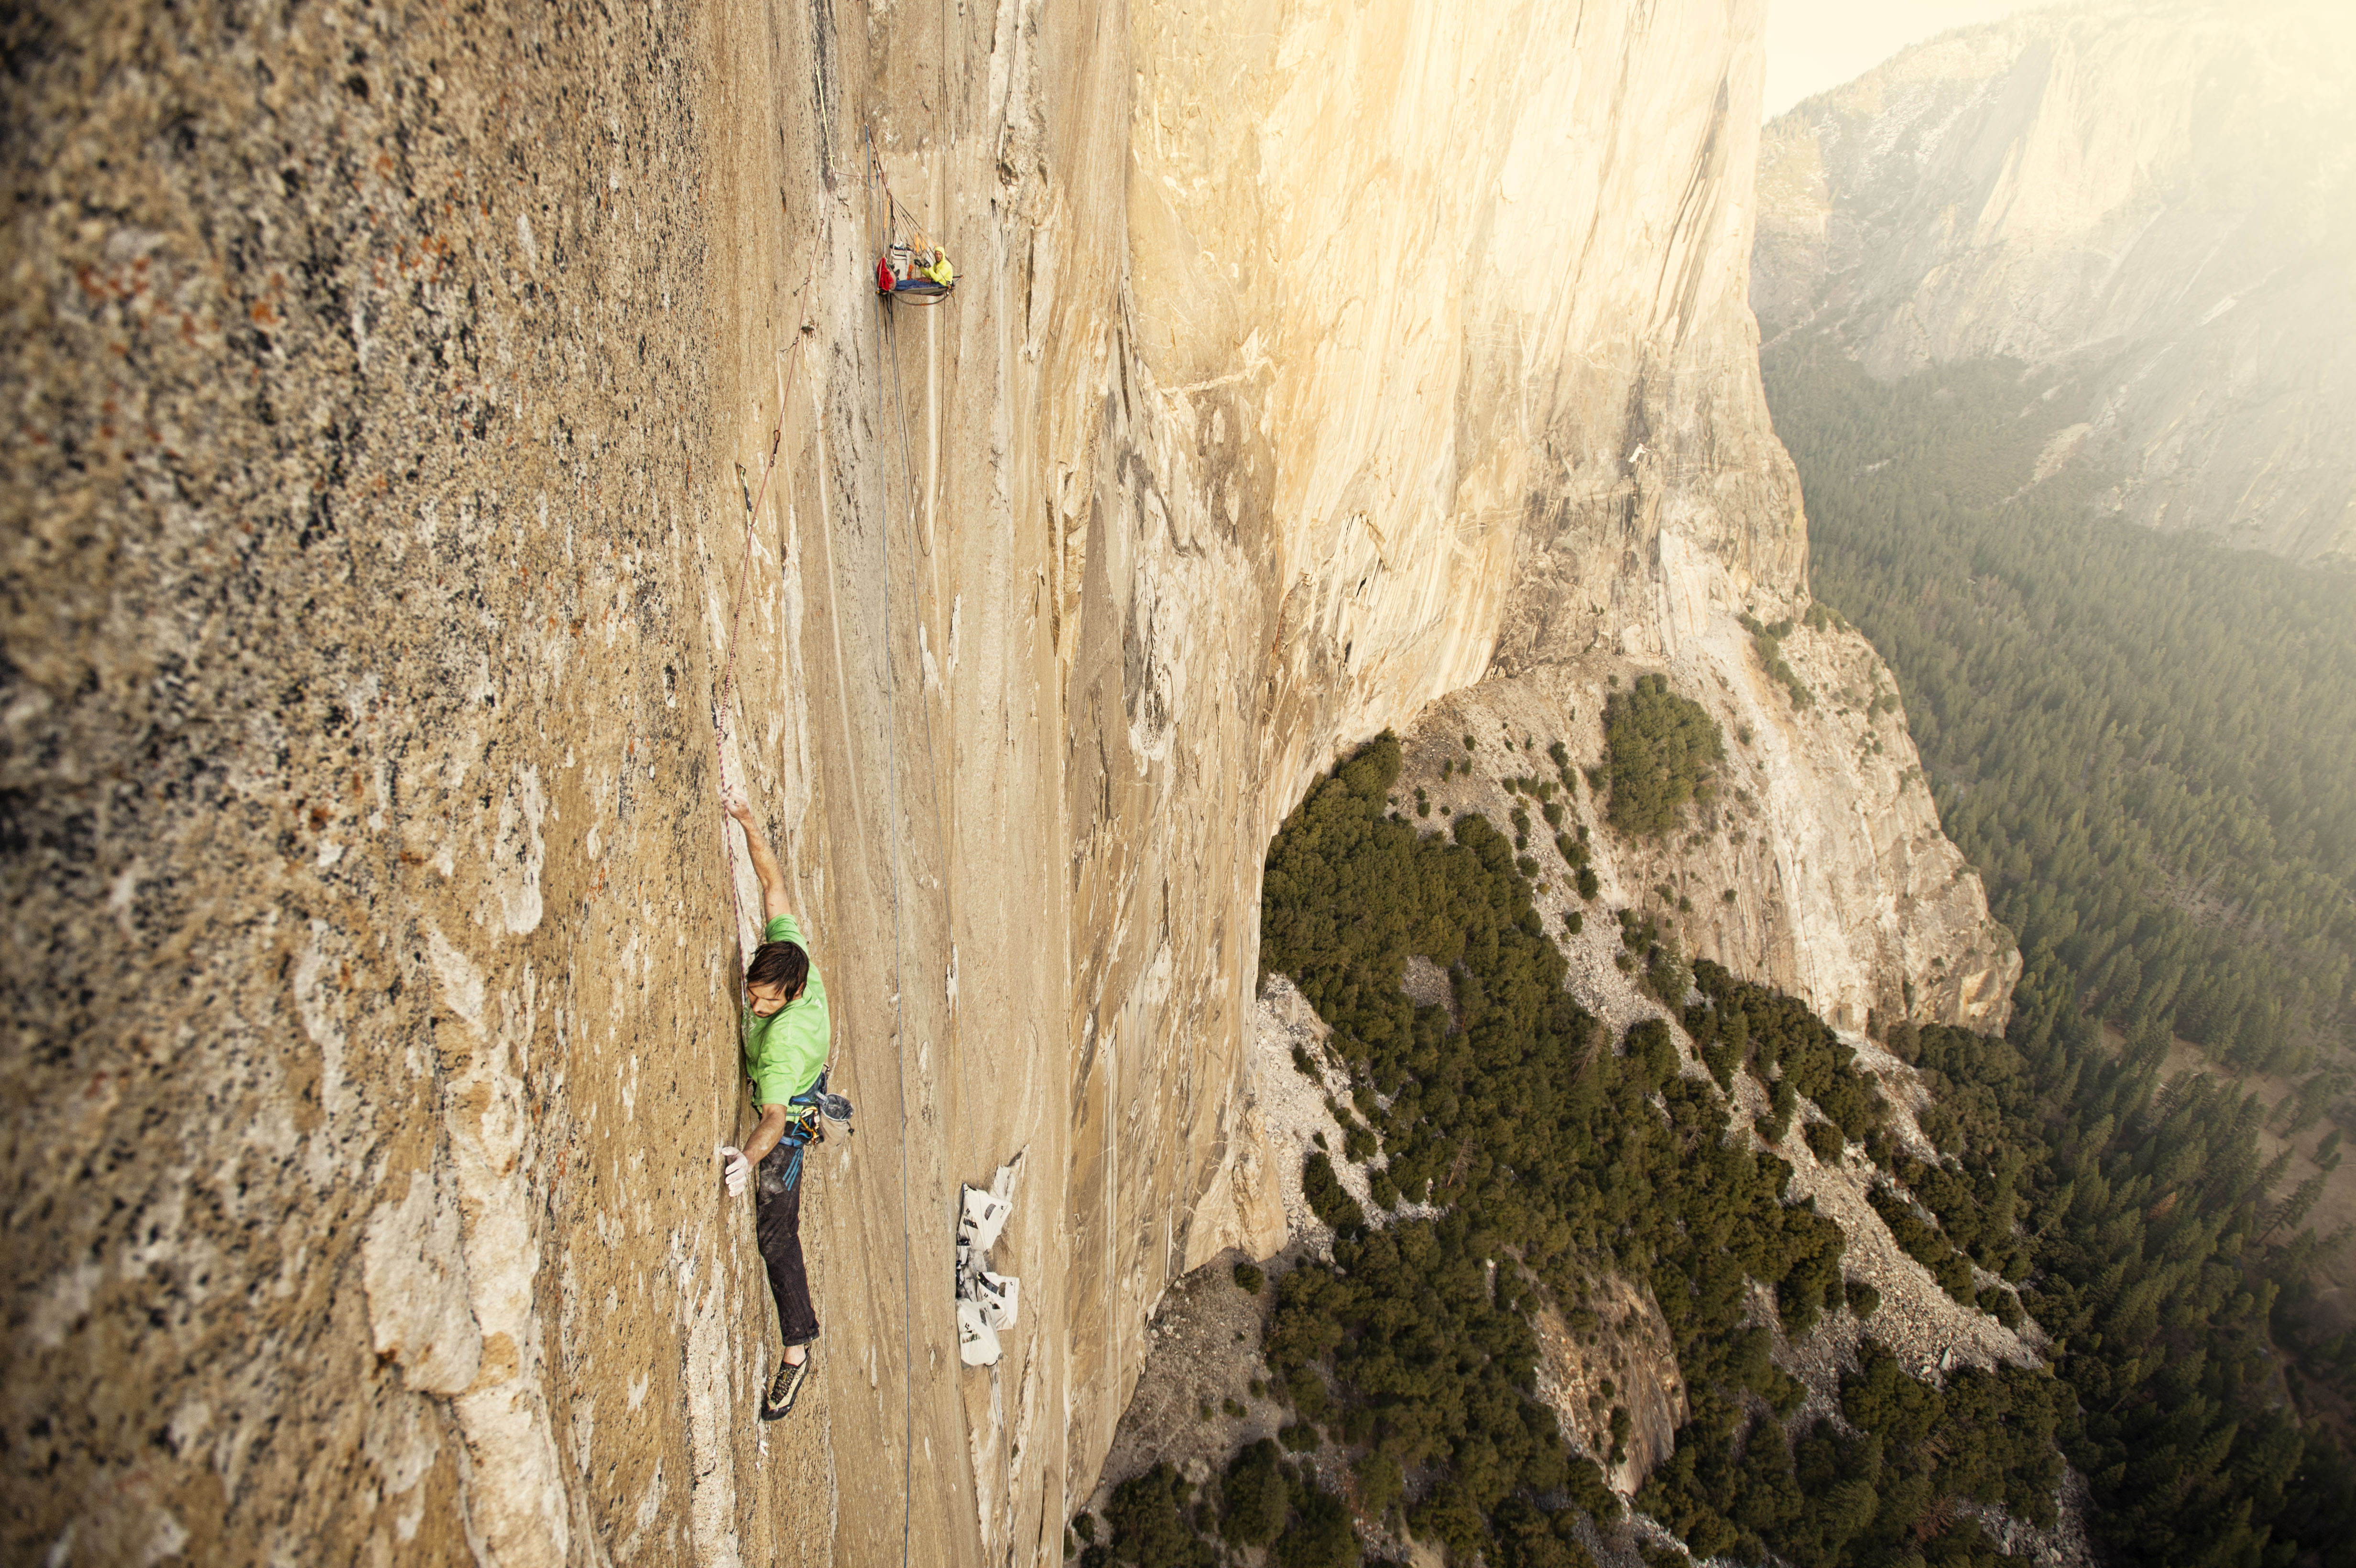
left=866, top=129, right=957, bottom=307
left=770, top=1069, right=857, bottom=1194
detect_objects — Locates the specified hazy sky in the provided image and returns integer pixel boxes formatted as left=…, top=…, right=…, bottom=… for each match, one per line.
left=1764, top=0, right=2055, bottom=117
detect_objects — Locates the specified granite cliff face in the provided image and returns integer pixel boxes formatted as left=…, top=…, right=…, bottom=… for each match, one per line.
left=4, top=1, right=2006, bottom=1564
left=1753, top=0, right=2356, bottom=560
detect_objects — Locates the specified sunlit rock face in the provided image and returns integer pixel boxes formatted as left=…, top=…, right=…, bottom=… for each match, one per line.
left=4, top=0, right=2006, bottom=1563
left=1753, top=0, right=2356, bottom=561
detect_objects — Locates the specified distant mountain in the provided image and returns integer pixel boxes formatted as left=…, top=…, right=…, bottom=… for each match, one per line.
left=1753, top=0, right=2356, bottom=560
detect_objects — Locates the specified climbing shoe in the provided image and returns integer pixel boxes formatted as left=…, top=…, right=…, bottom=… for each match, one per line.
left=762, top=1353, right=810, bottom=1421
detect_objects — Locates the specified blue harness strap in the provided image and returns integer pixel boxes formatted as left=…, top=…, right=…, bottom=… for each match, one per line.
left=774, top=1070, right=852, bottom=1193
left=776, top=1135, right=810, bottom=1193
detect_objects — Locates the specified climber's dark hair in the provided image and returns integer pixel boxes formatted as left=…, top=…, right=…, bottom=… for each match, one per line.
left=746, top=940, right=809, bottom=999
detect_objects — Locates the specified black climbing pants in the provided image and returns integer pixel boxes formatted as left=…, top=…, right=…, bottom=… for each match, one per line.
left=755, top=1139, right=820, bottom=1348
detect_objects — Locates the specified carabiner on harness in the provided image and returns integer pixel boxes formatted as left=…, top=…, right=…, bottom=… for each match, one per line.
left=773, top=1070, right=855, bottom=1193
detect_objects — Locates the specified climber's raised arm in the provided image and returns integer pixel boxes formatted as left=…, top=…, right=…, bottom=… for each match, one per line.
left=721, top=783, right=795, bottom=923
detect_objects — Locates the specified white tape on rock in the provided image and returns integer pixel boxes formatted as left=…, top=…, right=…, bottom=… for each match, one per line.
left=955, top=1154, right=1024, bottom=1367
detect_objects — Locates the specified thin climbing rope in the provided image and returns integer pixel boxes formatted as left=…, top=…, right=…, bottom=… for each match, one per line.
left=880, top=207, right=955, bottom=1568
left=869, top=133, right=942, bottom=266
left=884, top=287, right=931, bottom=559
left=712, top=267, right=818, bottom=957
left=853, top=123, right=960, bottom=1562
left=867, top=123, right=921, bottom=1568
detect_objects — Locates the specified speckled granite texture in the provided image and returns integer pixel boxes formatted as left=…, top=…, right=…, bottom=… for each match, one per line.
left=3, top=3, right=758, bottom=1561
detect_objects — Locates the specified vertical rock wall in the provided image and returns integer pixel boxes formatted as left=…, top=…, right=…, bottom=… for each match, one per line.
left=4, top=2, right=791, bottom=1562
left=3, top=1, right=2008, bottom=1564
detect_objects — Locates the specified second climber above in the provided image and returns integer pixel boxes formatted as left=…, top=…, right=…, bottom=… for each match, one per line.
left=874, top=240, right=955, bottom=298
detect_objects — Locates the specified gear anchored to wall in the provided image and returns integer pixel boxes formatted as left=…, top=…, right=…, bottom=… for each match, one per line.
left=954, top=1155, right=1024, bottom=1366
left=867, top=126, right=956, bottom=307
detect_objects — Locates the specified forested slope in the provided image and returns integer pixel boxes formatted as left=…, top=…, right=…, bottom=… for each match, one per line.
left=1756, top=338, right=2356, bottom=1566
left=1075, top=738, right=2356, bottom=1568
left=1763, top=344, right=2356, bottom=1079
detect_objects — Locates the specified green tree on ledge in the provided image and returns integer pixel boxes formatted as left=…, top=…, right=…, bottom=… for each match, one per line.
left=1605, top=674, right=1725, bottom=837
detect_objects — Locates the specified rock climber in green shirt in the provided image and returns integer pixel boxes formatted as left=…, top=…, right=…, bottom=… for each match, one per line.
left=717, top=782, right=829, bottom=1419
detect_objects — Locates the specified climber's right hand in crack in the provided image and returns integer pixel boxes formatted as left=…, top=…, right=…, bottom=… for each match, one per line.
left=718, top=1145, right=752, bottom=1197
left=721, top=781, right=753, bottom=825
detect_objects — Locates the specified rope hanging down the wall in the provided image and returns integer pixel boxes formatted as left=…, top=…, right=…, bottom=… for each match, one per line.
left=685, top=105, right=945, bottom=1568
left=711, top=267, right=817, bottom=953
left=865, top=120, right=930, bottom=1568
